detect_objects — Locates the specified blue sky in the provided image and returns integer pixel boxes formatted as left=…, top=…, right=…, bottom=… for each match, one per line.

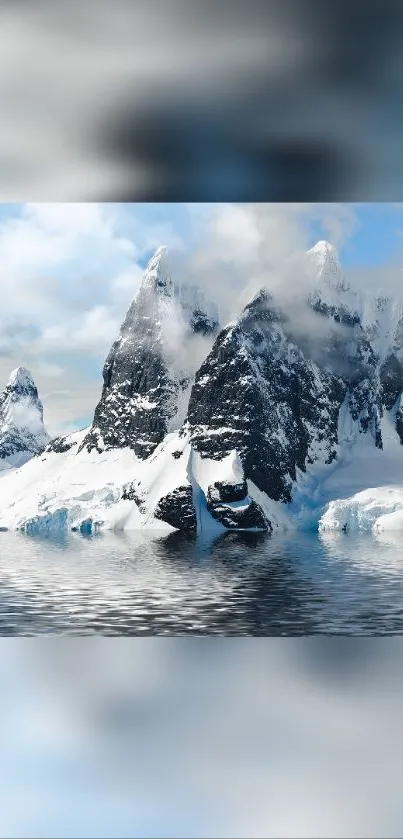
left=0, top=202, right=402, bottom=436
left=318, top=203, right=403, bottom=267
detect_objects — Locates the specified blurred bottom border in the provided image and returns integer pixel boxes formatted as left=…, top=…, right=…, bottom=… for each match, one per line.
left=0, top=636, right=401, bottom=838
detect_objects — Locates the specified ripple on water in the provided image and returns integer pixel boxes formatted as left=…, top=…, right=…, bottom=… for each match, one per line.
left=0, top=529, right=403, bottom=633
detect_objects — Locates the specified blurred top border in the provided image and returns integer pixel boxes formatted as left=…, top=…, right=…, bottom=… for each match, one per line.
left=1, top=0, right=403, bottom=202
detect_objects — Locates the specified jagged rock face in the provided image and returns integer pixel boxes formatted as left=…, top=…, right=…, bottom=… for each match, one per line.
left=186, top=271, right=383, bottom=504
left=46, top=436, right=75, bottom=454
left=187, top=290, right=350, bottom=502
left=0, top=367, right=50, bottom=466
left=348, top=375, right=382, bottom=447
left=154, top=485, right=197, bottom=533
left=81, top=247, right=219, bottom=459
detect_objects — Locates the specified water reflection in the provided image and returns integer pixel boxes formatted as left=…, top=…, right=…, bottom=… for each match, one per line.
left=0, top=528, right=403, bottom=634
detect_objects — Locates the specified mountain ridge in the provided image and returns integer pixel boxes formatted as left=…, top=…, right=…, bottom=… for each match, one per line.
left=1, top=241, right=403, bottom=534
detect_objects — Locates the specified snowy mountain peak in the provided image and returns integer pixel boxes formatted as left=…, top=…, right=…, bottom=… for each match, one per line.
left=307, top=239, right=360, bottom=322
left=151, top=244, right=167, bottom=261
left=140, top=245, right=172, bottom=296
left=308, top=240, right=343, bottom=285
left=7, top=366, right=37, bottom=391
left=309, top=239, right=339, bottom=258
left=0, top=367, right=50, bottom=469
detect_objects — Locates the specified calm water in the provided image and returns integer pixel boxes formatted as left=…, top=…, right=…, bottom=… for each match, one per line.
left=1, top=528, right=403, bottom=634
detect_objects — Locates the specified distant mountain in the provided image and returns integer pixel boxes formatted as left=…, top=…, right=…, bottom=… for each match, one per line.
left=0, top=367, right=50, bottom=470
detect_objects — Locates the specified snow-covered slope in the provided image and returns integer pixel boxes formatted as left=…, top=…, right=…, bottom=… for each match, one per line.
left=0, top=367, right=50, bottom=471
left=0, top=427, right=188, bottom=534
left=0, top=422, right=291, bottom=536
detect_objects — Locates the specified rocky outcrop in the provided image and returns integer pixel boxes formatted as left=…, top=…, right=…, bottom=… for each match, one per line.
left=208, top=480, right=248, bottom=503
left=121, top=479, right=146, bottom=511
left=206, top=481, right=269, bottom=530
left=46, top=436, right=76, bottom=454
left=154, top=485, right=197, bottom=533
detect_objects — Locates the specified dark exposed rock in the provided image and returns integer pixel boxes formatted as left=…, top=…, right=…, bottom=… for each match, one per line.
left=396, top=398, right=403, bottom=445
left=204, top=461, right=268, bottom=532
left=80, top=247, right=219, bottom=459
left=187, top=290, right=348, bottom=502
left=46, top=436, right=76, bottom=454
left=347, top=375, right=383, bottom=449
left=121, top=481, right=146, bottom=511
left=190, top=309, right=218, bottom=335
left=154, top=485, right=197, bottom=533
left=207, top=480, right=248, bottom=503
left=380, top=354, right=403, bottom=411
left=310, top=297, right=361, bottom=329
left=206, top=488, right=270, bottom=531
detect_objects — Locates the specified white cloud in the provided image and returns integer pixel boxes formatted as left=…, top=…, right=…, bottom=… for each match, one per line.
left=37, top=307, right=120, bottom=357
left=110, top=264, right=145, bottom=300
left=69, top=308, right=120, bottom=356
left=2, top=639, right=403, bottom=837
left=0, top=202, right=177, bottom=341
left=175, top=203, right=359, bottom=325
left=24, top=203, right=115, bottom=238
left=0, top=203, right=142, bottom=433
left=0, top=203, right=139, bottom=336
left=41, top=384, right=101, bottom=436
left=34, top=361, right=64, bottom=380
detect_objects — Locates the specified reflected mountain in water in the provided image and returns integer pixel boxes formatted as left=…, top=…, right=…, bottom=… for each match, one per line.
left=0, top=528, right=403, bottom=634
